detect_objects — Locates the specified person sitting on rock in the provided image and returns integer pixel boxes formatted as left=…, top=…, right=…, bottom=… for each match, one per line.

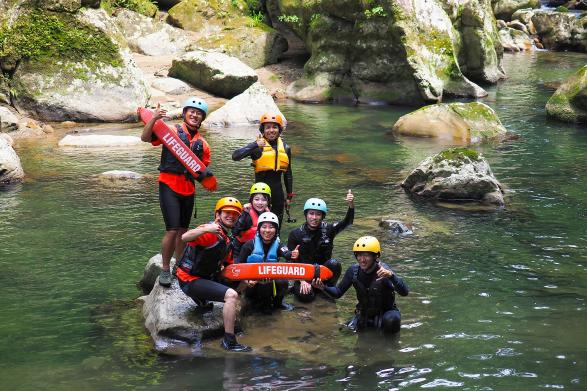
left=141, top=98, right=212, bottom=288
left=231, top=182, right=272, bottom=260
left=231, top=112, right=293, bottom=224
left=175, top=197, right=251, bottom=352
left=287, top=190, right=355, bottom=303
left=312, top=236, right=409, bottom=334
left=236, top=212, right=294, bottom=313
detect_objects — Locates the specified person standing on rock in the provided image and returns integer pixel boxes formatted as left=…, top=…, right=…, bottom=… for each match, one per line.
left=176, top=197, right=252, bottom=352
left=231, top=112, right=293, bottom=224
left=141, top=97, right=211, bottom=288
left=287, top=190, right=355, bottom=303
left=312, top=236, right=409, bottom=334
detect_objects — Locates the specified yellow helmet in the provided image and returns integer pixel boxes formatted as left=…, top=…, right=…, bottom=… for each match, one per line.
left=353, top=236, right=381, bottom=256
left=214, top=197, right=243, bottom=215
left=249, top=182, right=272, bottom=197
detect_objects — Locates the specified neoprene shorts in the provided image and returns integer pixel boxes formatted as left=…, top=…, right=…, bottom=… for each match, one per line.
left=180, top=278, right=230, bottom=303
left=159, top=182, right=194, bottom=230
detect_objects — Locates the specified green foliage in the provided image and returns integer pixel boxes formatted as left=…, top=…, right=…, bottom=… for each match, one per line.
left=278, top=14, right=301, bottom=25
left=101, top=0, right=158, bottom=17
left=309, top=13, right=322, bottom=30
left=0, top=10, right=122, bottom=67
left=434, top=148, right=480, bottom=163
left=555, top=6, right=569, bottom=13
left=249, top=10, right=264, bottom=27
left=364, top=6, right=387, bottom=19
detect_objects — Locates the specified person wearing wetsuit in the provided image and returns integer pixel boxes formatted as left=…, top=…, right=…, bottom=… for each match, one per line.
left=313, top=236, right=409, bottom=334
left=287, top=190, right=355, bottom=302
left=141, top=97, right=212, bottom=288
left=176, top=197, right=251, bottom=352
left=236, top=212, right=294, bottom=313
left=231, top=112, right=293, bottom=224
left=231, top=182, right=272, bottom=261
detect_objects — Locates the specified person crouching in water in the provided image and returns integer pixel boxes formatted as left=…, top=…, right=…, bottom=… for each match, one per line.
left=236, top=212, right=294, bottom=313
left=231, top=182, right=272, bottom=261
left=287, top=190, right=355, bottom=302
left=313, top=236, right=409, bottom=334
left=232, top=113, right=293, bottom=224
left=175, top=197, right=251, bottom=352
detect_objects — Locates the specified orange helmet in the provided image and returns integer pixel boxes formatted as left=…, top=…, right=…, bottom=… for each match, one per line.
left=259, top=112, right=285, bottom=130
left=214, top=197, right=243, bottom=215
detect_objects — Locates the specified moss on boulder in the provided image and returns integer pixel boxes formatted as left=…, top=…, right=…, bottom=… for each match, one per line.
left=546, top=65, right=587, bottom=123
left=392, top=102, right=507, bottom=144
left=100, top=0, right=158, bottom=17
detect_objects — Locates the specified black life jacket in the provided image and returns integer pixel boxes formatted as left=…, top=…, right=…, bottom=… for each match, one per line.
left=158, top=124, right=204, bottom=180
left=352, top=263, right=396, bottom=322
left=299, top=222, right=332, bottom=264
left=177, top=230, right=229, bottom=279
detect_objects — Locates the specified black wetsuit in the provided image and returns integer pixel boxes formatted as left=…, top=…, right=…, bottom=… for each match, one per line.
left=324, top=262, right=409, bottom=333
left=232, top=140, right=293, bottom=223
left=286, top=207, right=354, bottom=302
left=237, top=239, right=292, bottom=312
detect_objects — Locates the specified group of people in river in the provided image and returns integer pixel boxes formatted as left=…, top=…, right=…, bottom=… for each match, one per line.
left=141, top=97, right=409, bottom=352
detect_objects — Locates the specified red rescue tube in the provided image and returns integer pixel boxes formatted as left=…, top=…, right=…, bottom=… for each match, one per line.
left=138, top=107, right=217, bottom=191
left=221, top=262, right=334, bottom=281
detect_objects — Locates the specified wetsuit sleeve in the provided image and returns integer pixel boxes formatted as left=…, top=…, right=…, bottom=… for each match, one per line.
left=232, top=141, right=262, bottom=161
left=323, top=266, right=354, bottom=298
left=278, top=245, right=292, bottom=261
left=389, top=273, right=409, bottom=296
left=231, top=214, right=252, bottom=260
left=287, top=229, right=301, bottom=254
left=236, top=240, right=254, bottom=264
left=329, top=207, right=355, bottom=237
left=284, top=144, right=293, bottom=194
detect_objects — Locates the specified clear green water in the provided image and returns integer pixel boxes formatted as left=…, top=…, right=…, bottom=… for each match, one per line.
left=1, top=51, right=587, bottom=390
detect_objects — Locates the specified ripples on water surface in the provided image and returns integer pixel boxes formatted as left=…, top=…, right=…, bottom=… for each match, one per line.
left=1, top=51, right=587, bottom=389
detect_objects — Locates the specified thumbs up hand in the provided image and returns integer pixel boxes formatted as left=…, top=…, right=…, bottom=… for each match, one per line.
left=153, top=103, right=167, bottom=120
left=256, top=135, right=266, bottom=148
left=346, top=189, right=354, bottom=208
left=291, top=245, right=300, bottom=261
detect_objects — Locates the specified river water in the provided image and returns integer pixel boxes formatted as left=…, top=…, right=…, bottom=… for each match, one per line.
left=1, top=51, right=586, bottom=390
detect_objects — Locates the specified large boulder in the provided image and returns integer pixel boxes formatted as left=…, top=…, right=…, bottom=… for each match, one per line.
left=169, top=50, right=258, bottom=98
left=140, top=253, right=176, bottom=292
left=204, top=82, right=283, bottom=128
left=150, top=77, right=192, bottom=95
left=546, top=65, right=587, bottom=123
left=168, top=0, right=288, bottom=69
left=112, top=9, right=191, bottom=56
left=4, top=8, right=150, bottom=122
left=491, top=0, right=540, bottom=21
left=0, top=134, right=24, bottom=184
left=531, top=10, right=587, bottom=51
left=275, top=0, right=487, bottom=106
left=392, top=102, right=507, bottom=143
left=498, top=27, right=534, bottom=51
left=401, top=148, right=505, bottom=206
left=0, top=106, right=19, bottom=133
left=442, top=0, right=506, bottom=83
left=141, top=279, right=226, bottom=354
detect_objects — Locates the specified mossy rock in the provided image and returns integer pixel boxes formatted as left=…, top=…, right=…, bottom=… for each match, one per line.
left=392, top=102, right=507, bottom=144
left=100, top=0, right=158, bottom=17
left=546, top=65, right=587, bottom=123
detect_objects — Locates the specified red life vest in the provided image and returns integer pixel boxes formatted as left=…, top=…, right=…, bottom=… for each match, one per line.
left=237, top=209, right=260, bottom=244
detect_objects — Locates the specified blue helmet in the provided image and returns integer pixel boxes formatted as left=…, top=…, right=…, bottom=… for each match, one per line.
left=303, top=198, right=328, bottom=214
left=182, top=96, right=208, bottom=117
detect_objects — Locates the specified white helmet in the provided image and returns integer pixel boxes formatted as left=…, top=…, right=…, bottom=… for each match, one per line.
left=257, top=212, right=279, bottom=229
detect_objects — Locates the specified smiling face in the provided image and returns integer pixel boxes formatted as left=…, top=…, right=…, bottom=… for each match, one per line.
left=355, top=251, right=376, bottom=271
left=251, top=193, right=269, bottom=213
left=218, top=209, right=239, bottom=228
left=183, top=107, right=205, bottom=129
left=305, top=209, right=324, bottom=229
left=259, top=222, right=277, bottom=243
left=262, top=123, right=280, bottom=142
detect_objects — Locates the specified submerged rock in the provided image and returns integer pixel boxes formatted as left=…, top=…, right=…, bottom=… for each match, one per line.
left=0, top=134, right=24, bottom=184
left=401, top=148, right=505, bottom=206
left=99, top=170, right=143, bottom=181
left=58, top=134, right=142, bottom=147
left=379, top=219, right=414, bottom=236
left=141, top=278, right=226, bottom=355
left=546, top=65, right=587, bottom=123
left=169, top=50, right=258, bottom=98
left=392, top=102, right=507, bottom=144
left=204, top=82, right=283, bottom=128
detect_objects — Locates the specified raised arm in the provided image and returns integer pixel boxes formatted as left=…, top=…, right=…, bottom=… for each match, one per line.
left=232, top=141, right=262, bottom=161
left=141, top=103, right=166, bottom=142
